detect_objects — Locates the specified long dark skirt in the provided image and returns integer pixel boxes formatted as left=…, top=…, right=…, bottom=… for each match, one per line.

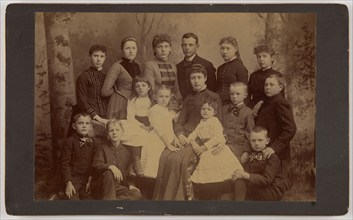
left=153, top=146, right=197, bottom=200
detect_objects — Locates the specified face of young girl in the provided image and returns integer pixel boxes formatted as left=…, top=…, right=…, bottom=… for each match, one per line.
left=107, top=123, right=123, bottom=143
left=122, top=41, right=138, bottom=61
left=250, top=131, right=270, bottom=152
left=135, top=81, right=150, bottom=97
left=256, top=51, right=273, bottom=70
left=220, top=42, right=237, bottom=62
left=200, top=103, right=216, bottom=119
left=73, top=116, right=92, bottom=137
left=156, top=89, right=171, bottom=107
left=154, top=42, right=171, bottom=61
left=90, top=51, right=106, bottom=70
left=264, top=77, right=283, bottom=97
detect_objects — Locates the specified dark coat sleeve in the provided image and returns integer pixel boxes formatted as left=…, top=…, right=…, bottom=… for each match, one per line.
left=92, top=146, right=110, bottom=174
left=236, top=63, right=249, bottom=85
left=248, top=154, right=281, bottom=186
left=271, top=100, right=297, bottom=155
left=61, top=138, right=73, bottom=183
left=206, top=62, right=217, bottom=92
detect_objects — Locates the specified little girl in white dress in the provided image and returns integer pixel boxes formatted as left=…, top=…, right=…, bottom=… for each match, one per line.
left=142, top=85, right=180, bottom=178
left=189, top=99, right=243, bottom=185
left=120, top=76, right=153, bottom=176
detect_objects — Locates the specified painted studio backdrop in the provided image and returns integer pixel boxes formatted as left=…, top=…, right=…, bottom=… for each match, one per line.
left=35, top=12, right=316, bottom=200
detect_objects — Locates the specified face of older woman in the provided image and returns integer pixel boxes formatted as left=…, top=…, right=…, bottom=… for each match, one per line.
left=154, top=42, right=171, bottom=61
left=122, top=40, right=138, bottom=61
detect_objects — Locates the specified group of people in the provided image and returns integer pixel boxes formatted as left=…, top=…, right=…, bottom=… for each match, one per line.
left=60, top=32, right=297, bottom=201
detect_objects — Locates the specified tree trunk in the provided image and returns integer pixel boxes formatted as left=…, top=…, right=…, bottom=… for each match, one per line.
left=44, top=12, right=76, bottom=163
left=35, top=13, right=53, bottom=198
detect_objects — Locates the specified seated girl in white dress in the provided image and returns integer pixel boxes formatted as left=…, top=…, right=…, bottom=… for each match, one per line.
left=188, top=98, right=243, bottom=200
left=143, top=84, right=180, bottom=178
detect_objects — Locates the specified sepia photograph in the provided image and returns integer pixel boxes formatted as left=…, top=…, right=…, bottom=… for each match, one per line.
left=34, top=11, right=316, bottom=202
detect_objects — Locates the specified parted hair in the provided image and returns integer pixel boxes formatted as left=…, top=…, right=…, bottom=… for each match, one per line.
left=189, top=63, right=208, bottom=78
left=182, top=32, right=199, bottom=44
left=89, top=44, right=107, bottom=56
left=72, top=113, right=92, bottom=123
left=121, top=36, right=138, bottom=49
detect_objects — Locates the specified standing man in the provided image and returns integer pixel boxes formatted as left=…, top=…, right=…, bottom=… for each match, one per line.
left=176, top=33, right=217, bottom=99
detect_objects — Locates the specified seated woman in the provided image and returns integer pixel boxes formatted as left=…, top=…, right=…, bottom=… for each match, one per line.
left=153, top=64, right=223, bottom=200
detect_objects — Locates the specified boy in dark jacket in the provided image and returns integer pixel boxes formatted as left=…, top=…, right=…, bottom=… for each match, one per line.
left=61, top=113, right=95, bottom=200
left=232, top=126, right=287, bottom=201
left=91, top=119, right=142, bottom=200
left=255, top=73, right=297, bottom=190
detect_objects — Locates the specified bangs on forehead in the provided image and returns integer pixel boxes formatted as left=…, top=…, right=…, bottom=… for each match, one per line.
left=106, top=119, right=123, bottom=131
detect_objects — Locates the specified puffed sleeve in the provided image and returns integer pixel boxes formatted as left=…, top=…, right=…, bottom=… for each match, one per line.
left=203, top=118, right=225, bottom=150
left=172, top=65, right=183, bottom=102
left=148, top=107, right=167, bottom=137
left=143, top=61, right=157, bottom=91
left=101, top=62, right=120, bottom=97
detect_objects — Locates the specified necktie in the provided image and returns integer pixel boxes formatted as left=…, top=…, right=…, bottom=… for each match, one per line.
left=228, top=104, right=240, bottom=116
left=249, top=152, right=264, bottom=162
left=79, top=137, right=93, bottom=147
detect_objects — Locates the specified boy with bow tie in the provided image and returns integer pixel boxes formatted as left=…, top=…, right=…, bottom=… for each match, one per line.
left=232, top=126, right=287, bottom=201
left=222, top=82, right=255, bottom=162
left=61, top=113, right=95, bottom=200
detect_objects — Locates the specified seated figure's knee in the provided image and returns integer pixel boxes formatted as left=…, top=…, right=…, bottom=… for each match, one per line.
left=102, top=171, right=115, bottom=183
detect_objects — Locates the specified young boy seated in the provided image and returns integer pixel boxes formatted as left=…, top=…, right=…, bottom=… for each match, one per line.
left=91, top=119, right=142, bottom=200
left=256, top=73, right=297, bottom=190
left=232, top=126, right=287, bottom=201
left=61, top=113, right=95, bottom=200
left=247, top=45, right=284, bottom=113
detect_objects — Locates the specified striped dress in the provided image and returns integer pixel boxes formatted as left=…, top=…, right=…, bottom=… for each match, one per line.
left=143, top=58, right=182, bottom=110
left=76, top=66, right=109, bottom=118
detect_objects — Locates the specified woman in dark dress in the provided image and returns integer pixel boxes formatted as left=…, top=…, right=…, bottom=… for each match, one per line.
left=153, top=64, right=223, bottom=200
left=216, top=36, right=248, bottom=105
